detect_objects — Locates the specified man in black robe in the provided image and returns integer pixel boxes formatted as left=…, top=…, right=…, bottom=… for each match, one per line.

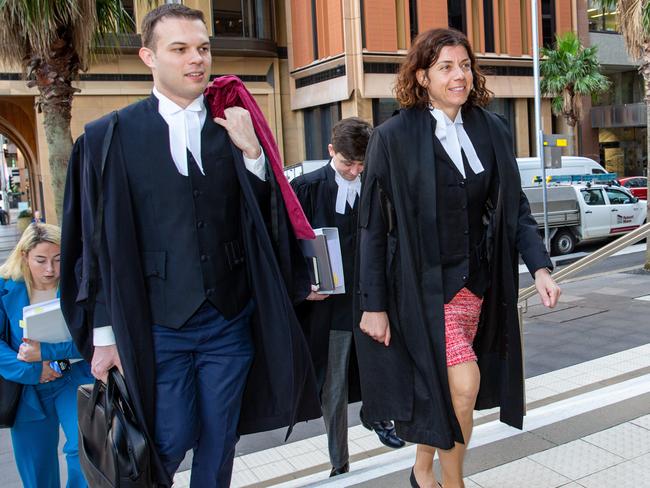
left=60, top=5, right=319, bottom=487
left=291, top=118, right=404, bottom=477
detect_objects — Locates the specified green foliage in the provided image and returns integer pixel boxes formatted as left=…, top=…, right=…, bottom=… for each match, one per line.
left=17, top=209, right=32, bottom=219
left=540, top=32, right=611, bottom=126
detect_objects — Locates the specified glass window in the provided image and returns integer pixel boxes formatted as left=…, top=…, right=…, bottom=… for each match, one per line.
left=409, top=0, right=419, bottom=40
left=304, top=103, right=342, bottom=160
left=581, top=189, right=606, bottom=205
left=587, top=0, right=619, bottom=32
left=606, top=188, right=633, bottom=204
left=483, top=0, right=494, bottom=52
left=541, top=0, right=555, bottom=47
left=372, top=99, right=400, bottom=127
left=448, top=0, right=466, bottom=33
left=213, top=0, right=273, bottom=39
left=487, top=98, right=516, bottom=149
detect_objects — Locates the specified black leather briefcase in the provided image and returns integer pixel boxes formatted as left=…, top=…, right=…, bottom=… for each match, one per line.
left=77, top=368, right=152, bottom=487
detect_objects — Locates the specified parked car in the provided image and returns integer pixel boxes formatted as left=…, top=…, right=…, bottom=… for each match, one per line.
left=524, top=183, right=646, bottom=255
left=618, top=176, right=648, bottom=200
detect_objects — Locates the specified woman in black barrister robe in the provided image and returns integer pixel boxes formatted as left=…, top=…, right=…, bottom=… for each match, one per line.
left=356, top=29, right=561, bottom=487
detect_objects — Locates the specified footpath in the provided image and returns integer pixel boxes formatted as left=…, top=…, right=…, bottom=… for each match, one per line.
left=175, top=265, right=650, bottom=488
left=1, top=221, right=649, bottom=487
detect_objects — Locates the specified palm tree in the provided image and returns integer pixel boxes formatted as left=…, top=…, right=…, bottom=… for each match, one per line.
left=596, top=0, right=650, bottom=269
left=0, top=1, right=136, bottom=220
left=540, top=31, right=611, bottom=155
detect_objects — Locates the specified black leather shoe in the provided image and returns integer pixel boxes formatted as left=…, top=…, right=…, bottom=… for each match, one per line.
left=409, top=468, right=421, bottom=488
left=329, top=462, right=349, bottom=477
left=360, top=410, right=406, bottom=449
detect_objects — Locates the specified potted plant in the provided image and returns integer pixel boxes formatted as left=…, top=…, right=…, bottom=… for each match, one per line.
left=16, top=209, right=33, bottom=233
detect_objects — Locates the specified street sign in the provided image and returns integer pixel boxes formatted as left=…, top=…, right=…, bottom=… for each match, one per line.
left=543, top=134, right=569, bottom=169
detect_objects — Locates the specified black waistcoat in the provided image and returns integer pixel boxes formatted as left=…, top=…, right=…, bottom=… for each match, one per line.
left=118, top=98, right=249, bottom=328
left=433, top=109, right=497, bottom=303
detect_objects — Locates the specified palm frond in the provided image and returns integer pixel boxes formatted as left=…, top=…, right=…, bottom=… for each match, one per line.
left=0, top=0, right=95, bottom=68
left=540, top=31, right=611, bottom=125
left=617, top=0, right=650, bottom=59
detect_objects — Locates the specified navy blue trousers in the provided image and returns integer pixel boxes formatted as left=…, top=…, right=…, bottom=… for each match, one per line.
left=152, top=301, right=254, bottom=488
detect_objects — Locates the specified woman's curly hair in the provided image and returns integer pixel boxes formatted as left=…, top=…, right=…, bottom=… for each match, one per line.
left=394, top=28, right=492, bottom=110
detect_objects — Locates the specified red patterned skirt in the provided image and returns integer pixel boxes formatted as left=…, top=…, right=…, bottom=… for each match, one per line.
left=444, top=287, right=483, bottom=367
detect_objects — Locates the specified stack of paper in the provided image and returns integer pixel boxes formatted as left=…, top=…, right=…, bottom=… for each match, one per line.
left=22, top=299, right=72, bottom=343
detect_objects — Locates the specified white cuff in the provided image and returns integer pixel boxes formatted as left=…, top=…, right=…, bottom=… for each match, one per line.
left=243, top=149, right=266, bottom=181
left=93, top=326, right=116, bottom=346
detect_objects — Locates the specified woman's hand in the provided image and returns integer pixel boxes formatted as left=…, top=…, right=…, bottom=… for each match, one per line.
left=39, top=361, right=62, bottom=383
left=17, top=338, right=41, bottom=362
left=534, top=268, right=561, bottom=308
left=360, top=311, right=391, bottom=346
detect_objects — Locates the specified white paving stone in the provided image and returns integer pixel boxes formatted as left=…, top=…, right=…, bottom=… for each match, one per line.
left=525, top=386, right=560, bottom=402
left=173, top=470, right=190, bottom=487
left=462, top=479, right=482, bottom=488
left=631, top=414, right=650, bottom=431
left=230, top=468, right=260, bottom=488
left=307, top=434, right=330, bottom=451
left=583, top=422, right=650, bottom=459
left=353, top=433, right=384, bottom=451
left=529, top=439, right=624, bottom=479
left=348, top=425, right=371, bottom=441
left=469, top=457, right=571, bottom=488
left=273, top=438, right=318, bottom=458
left=630, top=451, right=650, bottom=467
left=348, top=440, right=367, bottom=456
left=232, top=456, right=247, bottom=473
left=250, top=459, right=295, bottom=481
left=239, top=447, right=285, bottom=468
left=286, top=449, right=330, bottom=471
left=577, top=459, right=650, bottom=487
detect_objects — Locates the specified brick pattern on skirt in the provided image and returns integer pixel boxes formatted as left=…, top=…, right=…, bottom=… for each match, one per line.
left=444, top=287, right=483, bottom=367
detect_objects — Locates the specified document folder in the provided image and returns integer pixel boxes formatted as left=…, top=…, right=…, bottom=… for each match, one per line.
left=300, top=227, right=345, bottom=294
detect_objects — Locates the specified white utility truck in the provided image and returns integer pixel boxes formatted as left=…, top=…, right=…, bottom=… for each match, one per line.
left=517, top=156, right=607, bottom=188
left=523, top=178, right=647, bottom=255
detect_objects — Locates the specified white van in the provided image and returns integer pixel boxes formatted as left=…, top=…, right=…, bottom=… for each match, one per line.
left=517, top=156, right=607, bottom=187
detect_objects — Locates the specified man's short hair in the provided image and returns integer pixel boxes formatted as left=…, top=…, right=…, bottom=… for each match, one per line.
left=330, top=117, right=373, bottom=162
left=141, top=4, right=205, bottom=50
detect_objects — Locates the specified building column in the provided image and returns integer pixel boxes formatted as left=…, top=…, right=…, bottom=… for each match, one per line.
left=515, top=98, right=530, bottom=157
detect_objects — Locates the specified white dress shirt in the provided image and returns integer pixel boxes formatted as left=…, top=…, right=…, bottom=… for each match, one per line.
left=93, top=87, right=267, bottom=347
left=430, top=108, right=484, bottom=178
left=331, top=160, right=361, bottom=214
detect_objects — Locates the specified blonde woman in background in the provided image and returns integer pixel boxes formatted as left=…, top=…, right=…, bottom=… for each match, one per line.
left=0, top=223, right=92, bottom=488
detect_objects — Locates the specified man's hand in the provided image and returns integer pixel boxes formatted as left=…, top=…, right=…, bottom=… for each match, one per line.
left=39, top=361, right=61, bottom=383
left=91, top=344, right=123, bottom=383
left=534, top=268, right=561, bottom=308
left=360, top=311, right=391, bottom=346
left=17, top=338, right=41, bottom=362
left=214, top=107, right=262, bottom=159
left=306, top=284, right=329, bottom=301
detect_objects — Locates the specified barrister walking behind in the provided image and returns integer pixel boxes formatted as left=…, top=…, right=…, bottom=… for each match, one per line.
left=60, top=5, right=319, bottom=487
left=292, top=118, right=404, bottom=477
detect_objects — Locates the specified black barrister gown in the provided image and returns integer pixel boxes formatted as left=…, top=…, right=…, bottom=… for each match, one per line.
left=291, top=164, right=361, bottom=401
left=60, top=108, right=321, bottom=486
left=356, top=105, right=551, bottom=448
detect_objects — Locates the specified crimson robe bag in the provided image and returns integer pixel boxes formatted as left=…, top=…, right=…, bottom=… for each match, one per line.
left=0, top=314, right=23, bottom=428
left=77, top=368, right=152, bottom=487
